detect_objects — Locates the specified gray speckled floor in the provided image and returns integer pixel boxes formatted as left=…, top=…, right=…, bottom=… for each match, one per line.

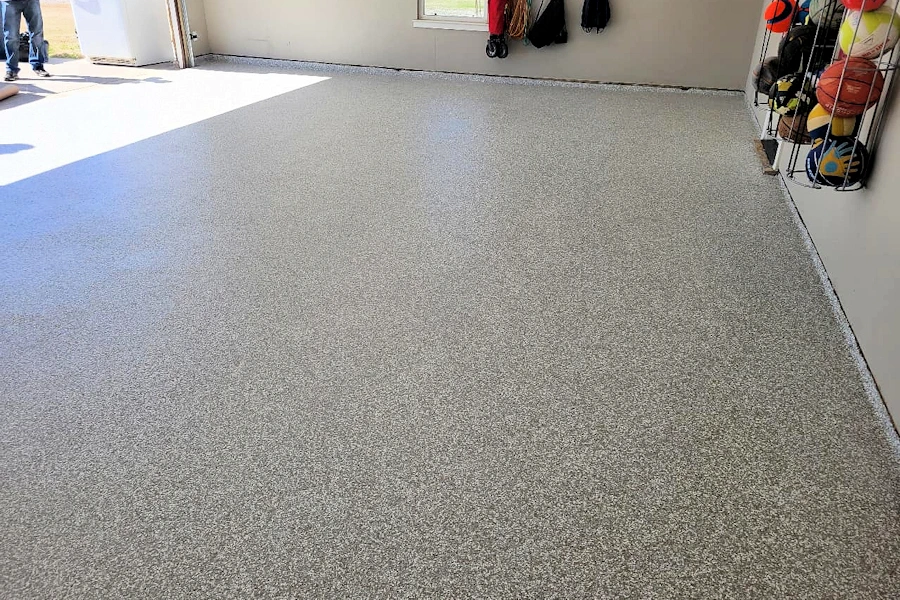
left=2, top=65, right=900, bottom=599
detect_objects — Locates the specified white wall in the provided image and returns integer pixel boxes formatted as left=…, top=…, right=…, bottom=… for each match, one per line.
left=198, top=0, right=763, bottom=89
left=746, top=1, right=900, bottom=424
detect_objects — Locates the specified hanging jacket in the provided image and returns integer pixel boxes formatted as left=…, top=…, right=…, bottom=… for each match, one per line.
left=582, top=0, right=610, bottom=33
left=528, top=0, right=567, bottom=48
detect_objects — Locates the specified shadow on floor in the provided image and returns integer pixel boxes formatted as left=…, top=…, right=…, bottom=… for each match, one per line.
left=0, top=143, right=33, bottom=155
left=0, top=92, right=39, bottom=110
left=18, top=75, right=170, bottom=86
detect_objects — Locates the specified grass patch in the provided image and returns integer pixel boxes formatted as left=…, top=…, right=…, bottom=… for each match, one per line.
left=423, top=0, right=485, bottom=18
left=21, top=3, right=82, bottom=59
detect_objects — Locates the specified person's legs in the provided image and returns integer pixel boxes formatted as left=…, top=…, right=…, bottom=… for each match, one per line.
left=21, top=0, right=46, bottom=72
left=1, top=1, right=23, bottom=76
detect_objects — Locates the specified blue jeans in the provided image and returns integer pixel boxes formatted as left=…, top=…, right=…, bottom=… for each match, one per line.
left=1, top=0, right=46, bottom=73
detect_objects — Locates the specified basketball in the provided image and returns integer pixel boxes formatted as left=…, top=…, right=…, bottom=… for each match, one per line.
left=810, top=0, right=845, bottom=29
left=840, top=0, right=887, bottom=10
left=806, top=136, right=869, bottom=186
left=839, top=6, right=900, bottom=59
left=754, top=57, right=785, bottom=94
left=778, top=114, right=813, bottom=143
left=807, top=103, right=861, bottom=139
left=769, top=72, right=816, bottom=115
left=816, top=57, right=885, bottom=116
left=766, top=0, right=798, bottom=33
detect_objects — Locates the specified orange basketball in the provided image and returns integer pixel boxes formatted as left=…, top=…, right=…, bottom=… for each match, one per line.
left=766, top=0, right=798, bottom=33
left=816, top=57, right=885, bottom=117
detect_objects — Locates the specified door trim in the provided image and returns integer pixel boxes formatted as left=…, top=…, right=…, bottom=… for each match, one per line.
left=165, top=0, right=195, bottom=68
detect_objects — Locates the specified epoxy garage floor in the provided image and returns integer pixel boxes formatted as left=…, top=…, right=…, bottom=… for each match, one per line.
left=2, top=61, right=900, bottom=598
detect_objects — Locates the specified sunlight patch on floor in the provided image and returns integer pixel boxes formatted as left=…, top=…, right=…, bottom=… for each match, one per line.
left=0, top=63, right=328, bottom=186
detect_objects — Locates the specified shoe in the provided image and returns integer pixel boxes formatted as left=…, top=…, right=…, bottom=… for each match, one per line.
left=3, top=70, right=17, bottom=82
left=33, top=67, right=50, bottom=77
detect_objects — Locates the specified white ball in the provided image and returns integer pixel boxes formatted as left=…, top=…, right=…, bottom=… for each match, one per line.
left=840, top=6, right=900, bottom=60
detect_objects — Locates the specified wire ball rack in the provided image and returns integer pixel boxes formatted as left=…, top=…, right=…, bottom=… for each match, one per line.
left=753, top=0, right=900, bottom=191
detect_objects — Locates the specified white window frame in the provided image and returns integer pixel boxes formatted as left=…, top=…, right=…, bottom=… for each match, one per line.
left=413, top=0, right=488, bottom=32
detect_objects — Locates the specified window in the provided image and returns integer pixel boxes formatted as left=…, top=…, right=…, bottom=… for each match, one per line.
left=419, top=0, right=486, bottom=21
left=414, top=0, right=488, bottom=31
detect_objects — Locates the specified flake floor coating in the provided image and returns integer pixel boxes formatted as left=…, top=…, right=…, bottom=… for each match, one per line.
left=1, top=65, right=900, bottom=598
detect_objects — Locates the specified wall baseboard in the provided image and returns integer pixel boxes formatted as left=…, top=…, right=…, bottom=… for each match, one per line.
left=200, top=54, right=744, bottom=96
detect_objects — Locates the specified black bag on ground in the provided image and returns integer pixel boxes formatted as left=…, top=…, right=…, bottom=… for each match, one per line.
left=17, top=32, right=49, bottom=64
left=528, top=0, right=567, bottom=48
left=582, top=0, right=611, bottom=33
left=19, top=32, right=30, bottom=63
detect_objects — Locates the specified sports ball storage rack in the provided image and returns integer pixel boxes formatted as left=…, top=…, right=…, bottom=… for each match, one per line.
left=754, top=0, right=900, bottom=191
left=752, top=6, right=831, bottom=141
